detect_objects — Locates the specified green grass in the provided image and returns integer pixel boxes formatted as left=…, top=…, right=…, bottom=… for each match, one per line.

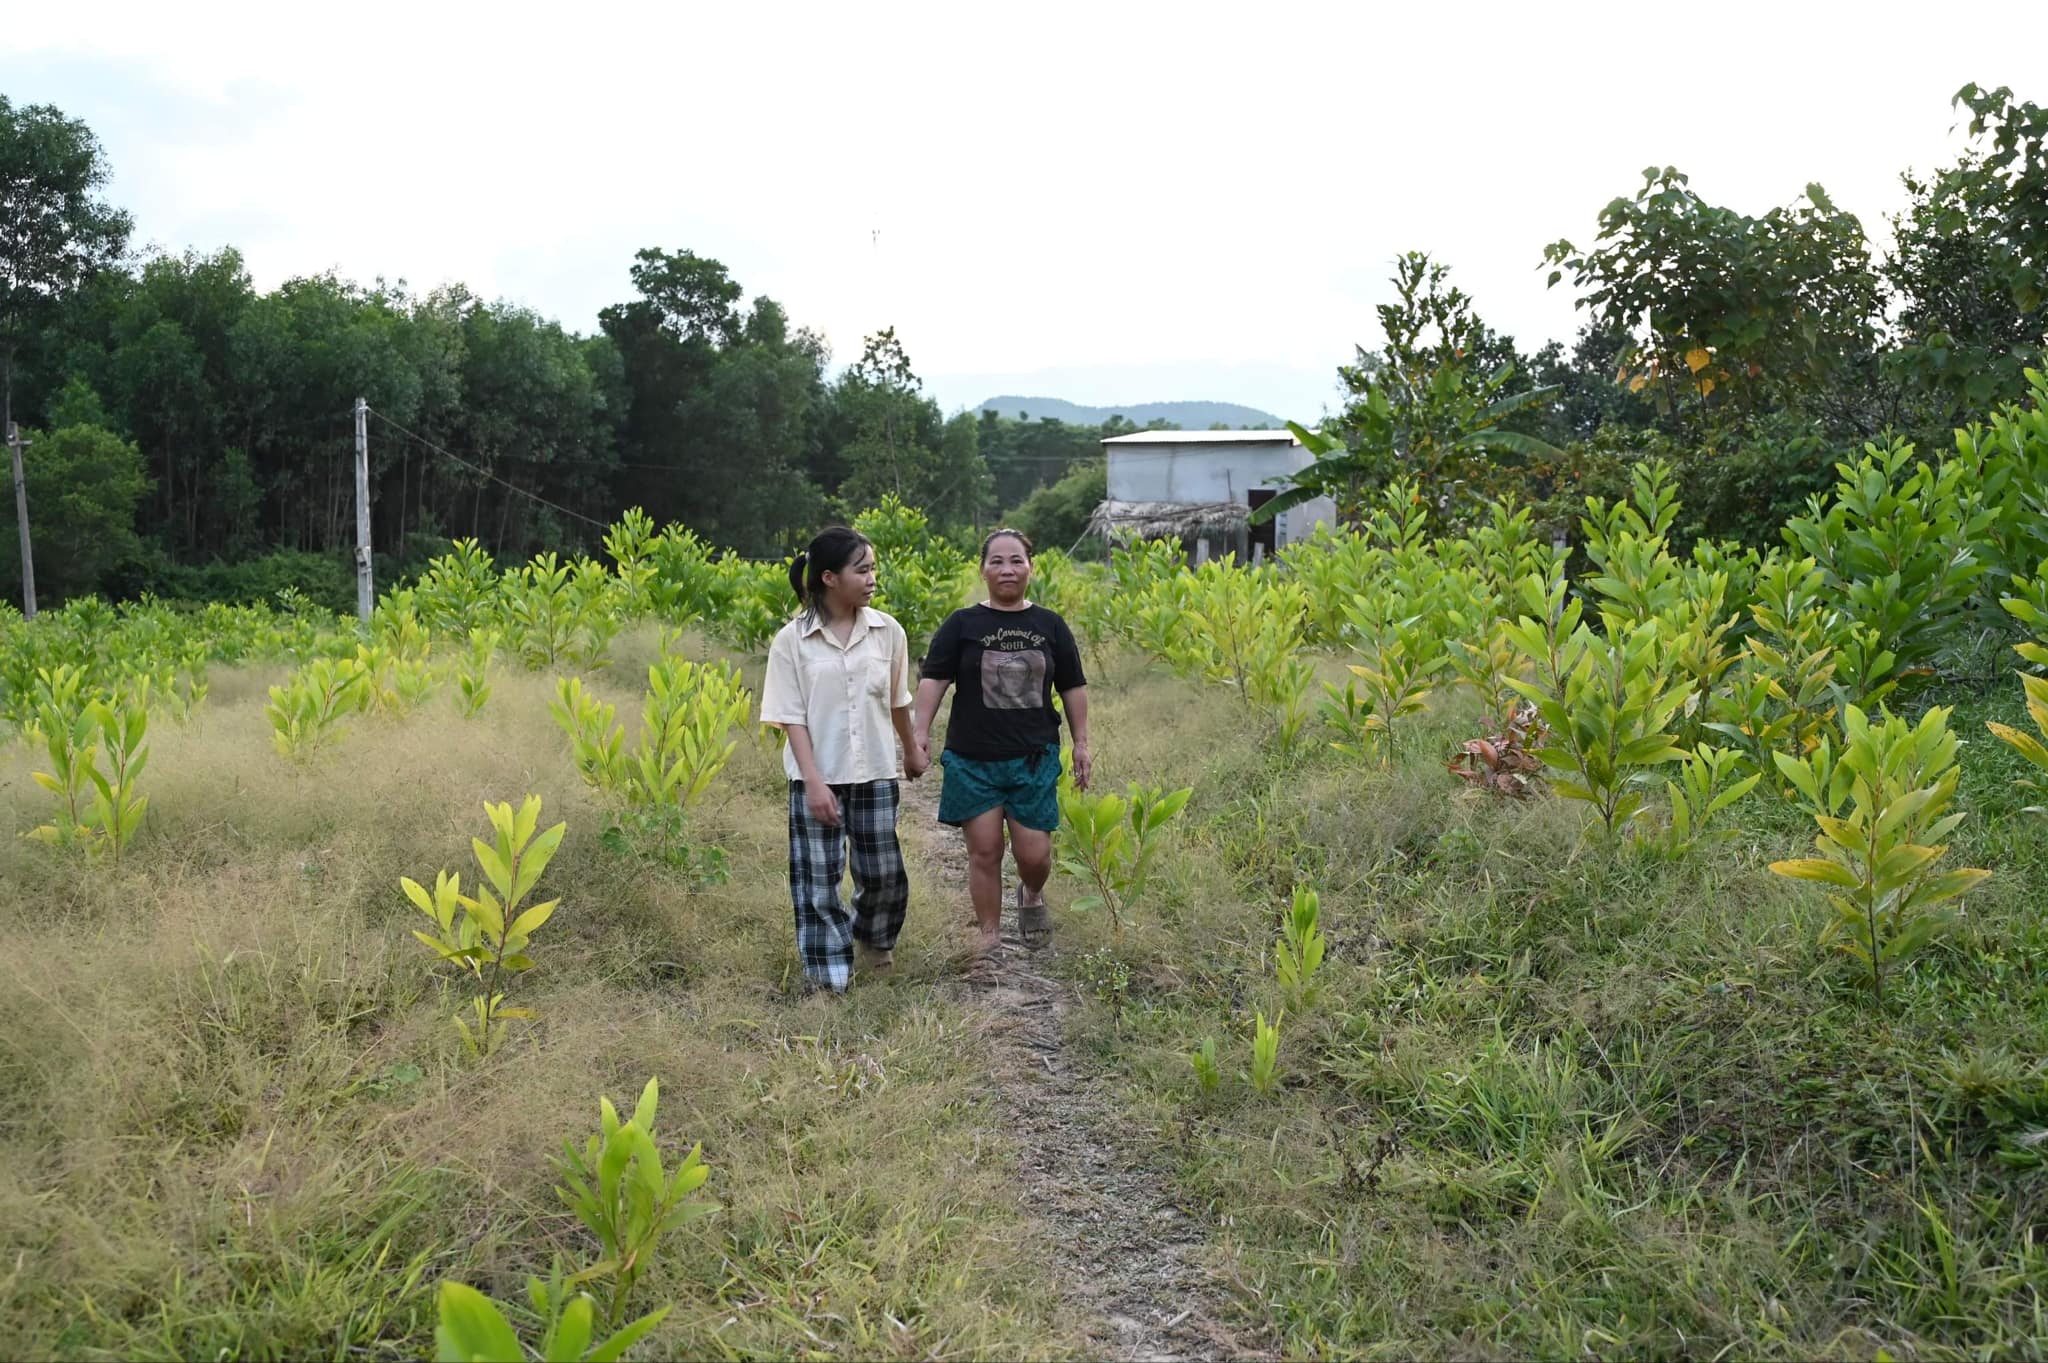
left=1050, top=659, right=2048, bottom=1360
left=0, top=630, right=1082, bottom=1360
left=5, top=625, right=2047, bottom=1359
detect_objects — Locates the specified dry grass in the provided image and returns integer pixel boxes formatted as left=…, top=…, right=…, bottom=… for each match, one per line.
left=0, top=635, right=1082, bottom=1359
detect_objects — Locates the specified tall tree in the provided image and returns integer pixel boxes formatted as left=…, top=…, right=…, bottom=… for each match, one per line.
left=1886, top=84, right=2048, bottom=419
left=1261, top=253, right=1557, bottom=527
left=599, top=248, right=745, bottom=532
left=1542, top=170, right=1883, bottom=430
left=0, top=95, right=132, bottom=444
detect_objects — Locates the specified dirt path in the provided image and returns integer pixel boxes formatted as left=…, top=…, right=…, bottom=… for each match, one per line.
left=898, top=775, right=1268, bottom=1363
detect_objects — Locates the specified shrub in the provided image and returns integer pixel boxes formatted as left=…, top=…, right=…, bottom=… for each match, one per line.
left=1770, top=706, right=1991, bottom=1004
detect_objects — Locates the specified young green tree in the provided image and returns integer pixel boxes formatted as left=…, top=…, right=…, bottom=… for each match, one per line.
left=1008, top=460, right=1107, bottom=554
left=0, top=421, right=149, bottom=603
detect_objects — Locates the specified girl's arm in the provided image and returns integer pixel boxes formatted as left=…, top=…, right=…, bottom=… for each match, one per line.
left=893, top=704, right=927, bottom=778
left=783, top=724, right=842, bottom=826
left=1060, top=686, right=1091, bottom=790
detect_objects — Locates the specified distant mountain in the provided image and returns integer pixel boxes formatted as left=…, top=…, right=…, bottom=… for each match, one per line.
left=974, top=395, right=1283, bottom=429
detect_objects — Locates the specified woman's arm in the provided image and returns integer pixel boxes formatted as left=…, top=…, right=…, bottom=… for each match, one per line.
left=1060, top=686, right=1090, bottom=790
left=783, top=724, right=842, bottom=825
left=911, top=678, right=950, bottom=760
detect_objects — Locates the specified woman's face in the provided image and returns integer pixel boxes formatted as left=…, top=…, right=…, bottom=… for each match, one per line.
left=822, top=543, right=877, bottom=610
left=981, top=535, right=1032, bottom=603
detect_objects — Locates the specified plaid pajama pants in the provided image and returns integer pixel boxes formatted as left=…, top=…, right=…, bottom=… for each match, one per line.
left=787, top=780, right=908, bottom=991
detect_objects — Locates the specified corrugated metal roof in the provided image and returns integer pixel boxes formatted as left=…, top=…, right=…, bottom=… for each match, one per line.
left=1100, top=429, right=1299, bottom=446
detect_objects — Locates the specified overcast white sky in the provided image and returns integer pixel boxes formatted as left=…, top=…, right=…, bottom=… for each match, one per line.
left=5, top=2, right=2044, bottom=421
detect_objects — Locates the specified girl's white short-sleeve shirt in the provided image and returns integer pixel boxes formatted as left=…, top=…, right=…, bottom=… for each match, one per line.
left=759, top=608, right=912, bottom=784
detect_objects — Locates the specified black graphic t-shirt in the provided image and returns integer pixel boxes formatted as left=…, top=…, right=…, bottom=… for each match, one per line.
left=921, top=603, right=1087, bottom=760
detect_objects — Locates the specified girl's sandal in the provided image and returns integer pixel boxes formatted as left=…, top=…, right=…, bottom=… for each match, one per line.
left=1016, top=886, right=1053, bottom=952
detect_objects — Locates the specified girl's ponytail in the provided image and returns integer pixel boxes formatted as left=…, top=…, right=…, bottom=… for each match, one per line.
left=787, top=550, right=810, bottom=606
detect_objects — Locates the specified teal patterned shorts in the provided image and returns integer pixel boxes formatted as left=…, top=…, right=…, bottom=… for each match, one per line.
left=936, top=743, right=1063, bottom=832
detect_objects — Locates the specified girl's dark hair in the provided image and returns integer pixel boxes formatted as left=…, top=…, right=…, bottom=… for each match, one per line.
left=979, top=527, right=1035, bottom=563
left=788, top=526, right=874, bottom=620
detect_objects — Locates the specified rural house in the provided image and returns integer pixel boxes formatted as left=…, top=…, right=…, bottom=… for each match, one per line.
left=1090, top=429, right=1338, bottom=563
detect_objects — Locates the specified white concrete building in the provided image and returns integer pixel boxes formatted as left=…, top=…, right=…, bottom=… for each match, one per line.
left=1093, top=429, right=1338, bottom=562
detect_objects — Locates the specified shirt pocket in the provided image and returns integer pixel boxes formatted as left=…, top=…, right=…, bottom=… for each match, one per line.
left=859, top=637, right=897, bottom=700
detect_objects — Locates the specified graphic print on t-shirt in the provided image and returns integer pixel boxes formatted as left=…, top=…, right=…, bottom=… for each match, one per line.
left=981, top=646, right=1046, bottom=709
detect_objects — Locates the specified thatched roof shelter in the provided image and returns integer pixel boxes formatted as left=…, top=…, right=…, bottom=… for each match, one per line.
left=1085, top=498, right=1250, bottom=544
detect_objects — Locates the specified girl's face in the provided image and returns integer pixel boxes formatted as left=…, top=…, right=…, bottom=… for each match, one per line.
left=981, top=535, right=1032, bottom=603
left=822, top=544, right=877, bottom=612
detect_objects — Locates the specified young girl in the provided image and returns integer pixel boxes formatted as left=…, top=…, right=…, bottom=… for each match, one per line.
left=912, top=528, right=1090, bottom=958
left=759, top=527, right=928, bottom=994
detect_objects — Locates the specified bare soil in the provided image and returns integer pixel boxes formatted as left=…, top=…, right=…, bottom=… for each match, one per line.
left=900, top=776, right=1270, bottom=1362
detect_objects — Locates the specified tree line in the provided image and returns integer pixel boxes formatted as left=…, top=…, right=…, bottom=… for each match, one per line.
left=0, top=93, right=1148, bottom=608
left=3, top=82, right=2044, bottom=608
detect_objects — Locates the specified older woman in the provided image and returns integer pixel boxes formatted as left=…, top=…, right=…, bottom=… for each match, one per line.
left=911, top=528, right=1090, bottom=958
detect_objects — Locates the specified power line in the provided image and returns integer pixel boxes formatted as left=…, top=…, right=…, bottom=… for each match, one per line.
left=363, top=408, right=786, bottom=562
left=366, top=407, right=614, bottom=532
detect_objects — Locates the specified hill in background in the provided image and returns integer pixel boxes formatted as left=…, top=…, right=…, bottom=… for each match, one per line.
left=974, top=395, right=1283, bottom=429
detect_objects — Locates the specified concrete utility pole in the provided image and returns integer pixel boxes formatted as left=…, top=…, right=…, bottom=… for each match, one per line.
left=8, top=421, right=34, bottom=620
left=354, top=397, right=373, bottom=622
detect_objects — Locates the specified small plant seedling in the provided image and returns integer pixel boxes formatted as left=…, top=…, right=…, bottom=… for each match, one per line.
left=405, top=795, right=567, bottom=1057
left=1649, top=742, right=1761, bottom=859
left=26, top=670, right=151, bottom=861
left=435, top=1277, right=671, bottom=1363
left=554, top=1077, right=718, bottom=1327
left=1055, top=779, right=1192, bottom=938
left=1275, top=886, right=1327, bottom=1009
left=1245, top=1012, right=1282, bottom=1096
left=1189, top=1037, right=1223, bottom=1098
left=267, top=655, right=371, bottom=758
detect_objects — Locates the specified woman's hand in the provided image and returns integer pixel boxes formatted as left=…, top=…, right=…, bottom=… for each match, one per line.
left=1071, top=742, right=1092, bottom=791
left=904, top=740, right=931, bottom=780
left=804, top=782, right=843, bottom=827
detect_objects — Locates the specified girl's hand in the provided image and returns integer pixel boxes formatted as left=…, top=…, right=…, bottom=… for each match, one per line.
left=904, top=742, right=930, bottom=780
left=1071, top=742, right=1092, bottom=791
left=804, top=782, right=843, bottom=827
